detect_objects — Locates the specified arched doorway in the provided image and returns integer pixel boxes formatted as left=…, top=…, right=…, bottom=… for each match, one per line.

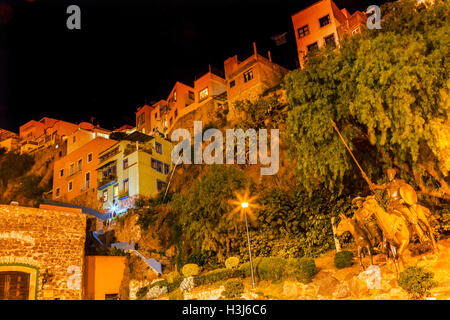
left=0, top=265, right=38, bottom=300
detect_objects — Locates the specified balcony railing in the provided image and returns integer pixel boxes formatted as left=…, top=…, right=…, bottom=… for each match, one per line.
left=98, top=175, right=117, bottom=188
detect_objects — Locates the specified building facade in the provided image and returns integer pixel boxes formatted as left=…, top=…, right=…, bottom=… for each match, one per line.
left=97, top=131, right=173, bottom=216
left=291, top=0, right=366, bottom=68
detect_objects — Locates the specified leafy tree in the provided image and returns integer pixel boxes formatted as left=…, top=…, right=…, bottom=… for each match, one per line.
left=285, top=0, right=450, bottom=199
left=0, top=152, right=35, bottom=187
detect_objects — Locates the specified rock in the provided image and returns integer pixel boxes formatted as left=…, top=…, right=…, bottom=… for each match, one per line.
left=180, top=276, right=195, bottom=294
left=317, top=276, right=340, bottom=297
left=333, top=283, right=350, bottom=299
left=333, top=268, right=358, bottom=282
left=347, top=277, right=369, bottom=297
left=358, top=265, right=382, bottom=290
left=146, top=285, right=167, bottom=299
left=282, top=281, right=298, bottom=298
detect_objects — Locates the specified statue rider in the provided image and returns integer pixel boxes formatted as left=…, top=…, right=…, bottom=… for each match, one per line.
left=352, top=196, right=383, bottom=250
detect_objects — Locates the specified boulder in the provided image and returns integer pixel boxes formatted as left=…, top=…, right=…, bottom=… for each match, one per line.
left=333, top=283, right=350, bottom=299
left=282, top=281, right=298, bottom=298
left=317, top=276, right=340, bottom=297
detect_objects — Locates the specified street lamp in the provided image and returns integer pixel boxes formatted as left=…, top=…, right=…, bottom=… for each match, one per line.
left=241, top=202, right=256, bottom=289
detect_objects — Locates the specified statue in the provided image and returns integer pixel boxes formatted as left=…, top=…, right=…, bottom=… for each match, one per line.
left=372, top=168, right=438, bottom=252
left=336, top=213, right=374, bottom=269
left=352, top=196, right=383, bottom=251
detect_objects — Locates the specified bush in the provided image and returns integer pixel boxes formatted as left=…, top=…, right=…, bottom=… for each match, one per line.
left=334, top=251, right=354, bottom=269
left=398, top=266, right=438, bottom=299
left=194, top=268, right=243, bottom=287
left=167, top=277, right=183, bottom=293
left=168, top=289, right=184, bottom=300
left=149, top=279, right=169, bottom=289
left=222, top=280, right=244, bottom=299
left=239, top=257, right=263, bottom=278
left=257, top=257, right=286, bottom=281
left=167, top=271, right=183, bottom=284
left=136, top=286, right=149, bottom=300
left=225, top=256, right=240, bottom=269
left=285, top=258, right=318, bottom=283
left=182, top=264, right=200, bottom=277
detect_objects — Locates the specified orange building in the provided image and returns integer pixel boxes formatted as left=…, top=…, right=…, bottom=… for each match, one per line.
left=291, top=0, right=366, bottom=68
left=224, top=43, right=289, bottom=119
left=19, top=117, right=79, bottom=148
left=67, top=122, right=111, bottom=154
left=84, top=256, right=126, bottom=300
left=53, top=137, right=117, bottom=202
left=136, top=100, right=168, bottom=136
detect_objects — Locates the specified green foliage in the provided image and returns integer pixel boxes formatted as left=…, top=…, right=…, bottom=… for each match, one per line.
left=285, top=0, right=450, bottom=198
left=149, top=279, right=169, bottom=289
left=222, top=279, right=244, bottom=299
left=257, top=257, right=286, bottom=282
left=181, top=264, right=200, bottom=277
left=186, top=251, right=218, bottom=267
left=284, top=258, right=318, bottom=284
left=167, top=271, right=182, bottom=284
left=136, top=286, right=149, bottom=300
left=170, top=165, right=249, bottom=260
left=334, top=251, right=354, bottom=269
left=239, top=257, right=263, bottom=278
left=168, top=289, right=184, bottom=300
left=225, top=256, right=240, bottom=269
left=194, top=268, right=244, bottom=287
left=234, top=93, right=285, bottom=129
left=167, top=276, right=183, bottom=293
left=398, top=266, right=438, bottom=299
left=0, top=152, right=35, bottom=187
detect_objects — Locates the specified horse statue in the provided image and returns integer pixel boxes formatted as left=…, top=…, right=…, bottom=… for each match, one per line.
left=336, top=214, right=374, bottom=269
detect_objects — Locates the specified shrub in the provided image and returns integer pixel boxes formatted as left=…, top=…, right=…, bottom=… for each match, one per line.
left=167, top=277, right=183, bottom=293
left=257, top=257, right=286, bottom=281
left=398, top=266, right=438, bottom=299
left=167, top=271, right=183, bottom=284
left=194, top=268, right=243, bottom=287
left=149, top=279, right=169, bottom=289
left=334, top=251, right=354, bottom=269
left=239, top=257, right=263, bottom=278
left=168, top=289, right=184, bottom=300
left=222, top=280, right=244, bottom=299
left=136, top=286, right=149, bottom=300
left=285, top=258, right=318, bottom=283
left=225, top=256, right=240, bottom=269
left=182, top=264, right=200, bottom=277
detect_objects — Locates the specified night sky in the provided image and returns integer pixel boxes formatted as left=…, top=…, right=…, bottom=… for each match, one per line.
left=0, top=0, right=387, bottom=133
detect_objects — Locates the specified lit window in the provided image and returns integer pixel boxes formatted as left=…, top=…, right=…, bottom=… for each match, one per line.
left=155, top=142, right=162, bottom=154
left=230, top=80, right=235, bottom=88
left=297, top=25, right=310, bottom=38
left=156, top=180, right=167, bottom=192
left=199, top=88, right=209, bottom=101
left=60, top=169, right=64, bottom=177
left=173, top=90, right=177, bottom=102
left=307, top=42, right=319, bottom=53
left=77, top=159, right=82, bottom=171
left=123, top=158, right=128, bottom=169
left=319, top=14, right=331, bottom=28
left=87, top=153, right=93, bottom=163
left=156, top=161, right=163, bottom=173
left=324, top=33, right=336, bottom=48
left=113, top=184, right=119, bottom=198
left=55, top=188, right=60, bottom=198
left=244, top=70, right=253, bottom=83
left=103, top=189, right=108, bottom=202
left=68, top=181, right=73, bottom=192
left=123, top=179, right=129, bottom=193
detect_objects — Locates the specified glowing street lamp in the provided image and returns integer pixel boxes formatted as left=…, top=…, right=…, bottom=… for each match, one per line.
left=229, top=190, right=259, bottom=289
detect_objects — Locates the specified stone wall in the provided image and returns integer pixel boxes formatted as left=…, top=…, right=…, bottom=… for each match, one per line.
left=0, top=205, right=86, bottom=300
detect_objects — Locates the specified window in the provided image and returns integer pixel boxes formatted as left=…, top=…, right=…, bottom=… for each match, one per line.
left=77, top=159, right=82, bottom=171
left=70, top=163, right=75, bottom=175
left=123, top=179, right=129, bottom=193
left=87, top=153, right=93, bottom=163
left=155, top=112, right=157, bottom=119
left=319, top=14, right=331, bottom=27
left=164, top=164, right=170, bottom=175
left=155, top=142, right=162, bottom=154
left=173, top=90, right=177, bottom=102
left=123, top=158, right=128, bottom=169
left=85, top=172, right=90, bottom=187
left=324, top=33, right=336, bottom=48
left=175, top=109, right=178, bottom=118
left=156, top=180, right=167, bottom=192
left=60, top=169, right=64, bottom=177
left=103, top=189, right=108, bottom=202
left=151, top=158, right=158, bottom=170
left=73, top=136, right=76, bottom=143
left=297, top=25, right=310, bottom=38
left=188, top=91, right=195, bottom=100
left=55, top=188, right=60, bottom=198
left=307, top=42, right=319, bottom=53
left=230, top=80, right=235, bottom=88
left=244, top=69, right=253, bottom=83
left=156, top=161, right=163, bottom=173
left=199, top=88, right=209, bottom=101
left=68, top=181, right=73, bottom=192
left=113, top=184, right=119, bottom=198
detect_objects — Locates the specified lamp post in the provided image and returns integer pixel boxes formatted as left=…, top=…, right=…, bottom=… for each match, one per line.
left=241, top=202, right=255, bottom=289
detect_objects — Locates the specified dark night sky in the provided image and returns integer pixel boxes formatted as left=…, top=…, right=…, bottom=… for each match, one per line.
left=0, top=0, right=387, bottom=133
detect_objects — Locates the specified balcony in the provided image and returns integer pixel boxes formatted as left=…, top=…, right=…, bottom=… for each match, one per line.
left=98, top=175, right=117, bottom=189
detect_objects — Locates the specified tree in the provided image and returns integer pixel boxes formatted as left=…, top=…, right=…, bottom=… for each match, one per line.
left=285, top=0, right=450, bottom=199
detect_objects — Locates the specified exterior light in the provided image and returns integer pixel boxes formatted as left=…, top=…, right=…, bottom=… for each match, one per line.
left=241, top=202, right=249, bottom=208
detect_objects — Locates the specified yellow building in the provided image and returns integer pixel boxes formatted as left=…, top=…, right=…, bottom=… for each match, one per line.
left=97, top=130, right=173, bottom=216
